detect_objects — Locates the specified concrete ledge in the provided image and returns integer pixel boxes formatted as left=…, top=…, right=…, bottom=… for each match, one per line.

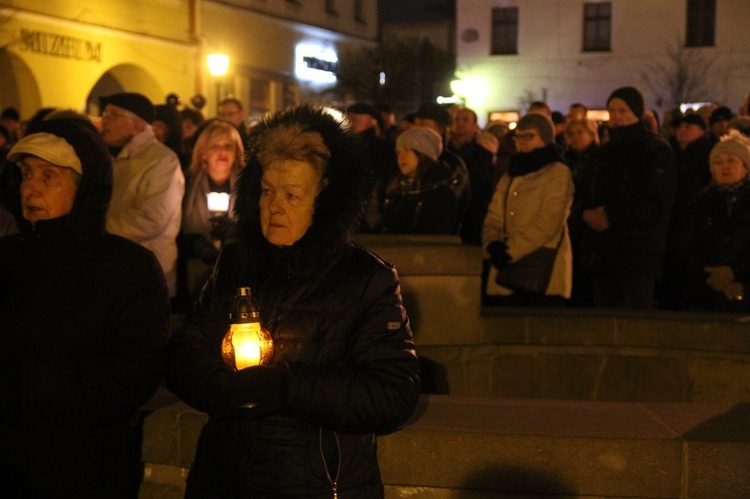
left=140, top=395, right=750, bottom=498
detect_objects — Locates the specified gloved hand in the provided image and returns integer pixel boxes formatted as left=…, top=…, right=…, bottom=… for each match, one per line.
left=210, top=215, right=234, bottom=242
left=203, top=369, right=241, bottom=418
left=486, top=240, right=511, bottom=269
left=722, top=281, right=744, bottom=301
left=230, top=365, right=290, bottom=419
left=191, top=235, right=219, bottom=264
left=705, top=265, right=735, bottom=292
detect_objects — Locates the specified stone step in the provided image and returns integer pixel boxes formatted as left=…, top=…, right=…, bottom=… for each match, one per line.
left=139, top=394, right=750, bottom=498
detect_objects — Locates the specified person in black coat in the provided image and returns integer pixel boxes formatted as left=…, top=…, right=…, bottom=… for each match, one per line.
left=380, top=126, right=463, bottom=234
left=573, top=87, right=676, bottom=309
left=674, top=131, right=750, bottom=311
left=0, top=117, right=171, bottom=498
left=166, top=104, right=421, bottom=498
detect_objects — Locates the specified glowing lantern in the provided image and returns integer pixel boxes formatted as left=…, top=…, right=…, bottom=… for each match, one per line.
left=221, top=287, right=274, bottom=370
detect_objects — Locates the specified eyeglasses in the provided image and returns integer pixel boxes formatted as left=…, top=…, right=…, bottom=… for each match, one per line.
left=102, top=109, right=134, bottom=120
left=513, top=132, right=539, bottom=141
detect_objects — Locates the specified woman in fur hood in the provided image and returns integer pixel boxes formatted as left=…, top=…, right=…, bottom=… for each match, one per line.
left=167, top=104, right=421, bottom=498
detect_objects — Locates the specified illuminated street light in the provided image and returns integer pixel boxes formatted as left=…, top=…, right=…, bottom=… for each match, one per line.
left=206, top=53, right=229, bottom=114
left=207, top=53, right=229, bottom=77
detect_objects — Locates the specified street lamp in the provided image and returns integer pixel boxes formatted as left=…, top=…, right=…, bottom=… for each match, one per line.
left=207, top=53, right=229, bottom=114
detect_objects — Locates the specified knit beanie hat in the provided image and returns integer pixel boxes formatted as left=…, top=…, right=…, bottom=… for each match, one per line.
left=516, top=113, right=555, bottom=145
left=709, top=130, right=750, bottom=169
left=396, top=126, right=443, bottom=161
left=607, top=86, right=644, bottom=119
left=415, top=102, right=453, bottom=127
left=100, top=92, right=155, bottom=123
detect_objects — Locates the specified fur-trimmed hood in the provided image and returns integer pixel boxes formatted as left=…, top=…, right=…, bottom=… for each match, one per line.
left=234, top=104, right=373, bottom=264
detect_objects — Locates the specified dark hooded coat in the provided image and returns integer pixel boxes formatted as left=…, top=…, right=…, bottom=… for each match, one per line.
left=0, top=118, right=170, bottom=498
left=166, top=105, right=421, bottom=498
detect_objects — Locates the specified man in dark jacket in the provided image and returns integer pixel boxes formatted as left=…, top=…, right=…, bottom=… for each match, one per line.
left=0, top=117, right=171, bottom=498
left=574, top=86, right=676, bottom=309
left=166, top=105, right=420, bottom=498
left=658, top=113, right=714, bottom=308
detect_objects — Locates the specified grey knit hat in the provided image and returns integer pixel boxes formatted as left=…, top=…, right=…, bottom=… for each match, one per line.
left=710, top=131, right=750, bottom=169
left=516, top=113, right=555, bottom=145
left=396, top=126, right=443, bottom=161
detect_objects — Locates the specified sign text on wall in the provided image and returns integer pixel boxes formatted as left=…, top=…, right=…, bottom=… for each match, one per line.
left=19, top=29, right=101, bottom=62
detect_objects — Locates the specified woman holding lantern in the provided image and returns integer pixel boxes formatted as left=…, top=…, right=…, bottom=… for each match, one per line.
left=166, top=104, right=421, bottom=498
left=177, top=119, right=245, bottom=305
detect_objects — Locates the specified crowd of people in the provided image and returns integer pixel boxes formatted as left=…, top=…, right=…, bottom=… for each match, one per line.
left=1, top=86, right=749, bottom=495
left=2, top=86, right=750, bottom=314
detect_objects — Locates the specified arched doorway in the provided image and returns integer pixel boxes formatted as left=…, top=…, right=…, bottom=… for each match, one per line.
left=87, top=63, right=164, bottom=115
left=0, top=49, right=42, bottom=120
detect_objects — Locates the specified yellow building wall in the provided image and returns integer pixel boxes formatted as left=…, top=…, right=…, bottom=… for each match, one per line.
left=0, top=5, right=196, bottom=119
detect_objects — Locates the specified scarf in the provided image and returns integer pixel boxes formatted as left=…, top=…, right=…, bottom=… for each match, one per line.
left=507, top=144, right=563, bottom=177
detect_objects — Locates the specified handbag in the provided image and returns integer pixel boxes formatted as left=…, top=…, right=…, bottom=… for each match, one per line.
left=494, top=245, right=558, bottom=294
left=493, top=183, right=564, bottom=294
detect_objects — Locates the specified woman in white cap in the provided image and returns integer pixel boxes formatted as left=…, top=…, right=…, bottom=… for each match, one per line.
left=483, top=113, right=574, bottom=306
left=378, top=126, right=463, bottom=234
left=674, top=130, right=750, bottom=311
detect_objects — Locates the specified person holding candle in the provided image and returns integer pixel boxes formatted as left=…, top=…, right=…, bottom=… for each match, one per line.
left=0, top=116, right=170, bottom=497
left=178, top=119, right=245, bottom=305
left=166, top=104, right=421, bottom=498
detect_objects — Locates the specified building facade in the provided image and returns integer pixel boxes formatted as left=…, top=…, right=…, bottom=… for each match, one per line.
left=454, top=0, right=750, bottom=126
left=0, top=0, right=379, bottom=122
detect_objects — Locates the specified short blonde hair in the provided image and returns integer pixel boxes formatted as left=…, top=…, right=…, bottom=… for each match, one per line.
left=189, top=119, right=245, bottom=176
left=255, top=122, right=330, bottom=178
left=565, top=118, right=600, bottom=145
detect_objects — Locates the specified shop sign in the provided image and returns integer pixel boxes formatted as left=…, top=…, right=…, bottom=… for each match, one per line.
left=295, top=43, right=337, bottom=84
left=19, top=28, right=101, bottom=62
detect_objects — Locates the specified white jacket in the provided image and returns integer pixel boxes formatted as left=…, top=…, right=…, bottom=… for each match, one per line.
left=482, top=161, right=573, bottom=298
left=106, top=127, right=184, bottom=296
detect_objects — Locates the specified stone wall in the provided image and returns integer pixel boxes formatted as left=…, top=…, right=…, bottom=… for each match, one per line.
left=358, top=234, right=750, bottom=403
left=140, top=235, right=750, bottom=497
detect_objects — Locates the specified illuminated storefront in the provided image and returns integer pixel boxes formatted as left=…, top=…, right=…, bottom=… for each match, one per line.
left=0, top=1, right=379, bottom=123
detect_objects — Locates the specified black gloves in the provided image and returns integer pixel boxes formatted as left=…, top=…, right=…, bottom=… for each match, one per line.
left=230, top=365, right=290, bottom=419
left=191, top=235, right=219, bottom=264
left=203, top=368, right=241, bottom=418
left=487, top=240, right=511, bottom=269
left=210, top=215, right=234, bottom=242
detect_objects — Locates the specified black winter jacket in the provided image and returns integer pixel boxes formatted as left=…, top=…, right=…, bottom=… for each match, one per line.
left=574, top=122, right=676, bottom=276
left=380, top=159, right=463, bottom=234
left=674, top=180, right=750, bottom=311
left=166, top=106, right=420, bottom=498
left=0, top=119, right=170, bottom=498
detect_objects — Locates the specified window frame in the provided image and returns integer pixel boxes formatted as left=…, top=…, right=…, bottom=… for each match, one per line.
left=686, top=0, right=716, bottom=47
left=490, top=7, right=519, bottom=56
left=582, top=2, right=612, bottom=53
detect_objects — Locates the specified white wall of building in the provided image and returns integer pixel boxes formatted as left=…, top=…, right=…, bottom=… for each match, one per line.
left=455, top=0, right=750, bottom=126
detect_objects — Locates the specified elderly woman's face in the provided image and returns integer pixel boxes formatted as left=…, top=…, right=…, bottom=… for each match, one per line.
left=711, top=151, right=748, bottom=186
left=20, top=156, right=78, bottom=223
left=260, top=159, right=322, bottom=246
left=202, top=133, right=237, bottom=184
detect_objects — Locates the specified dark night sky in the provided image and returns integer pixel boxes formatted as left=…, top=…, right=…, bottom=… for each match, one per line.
left=381, top=0, right=455, bottom=24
